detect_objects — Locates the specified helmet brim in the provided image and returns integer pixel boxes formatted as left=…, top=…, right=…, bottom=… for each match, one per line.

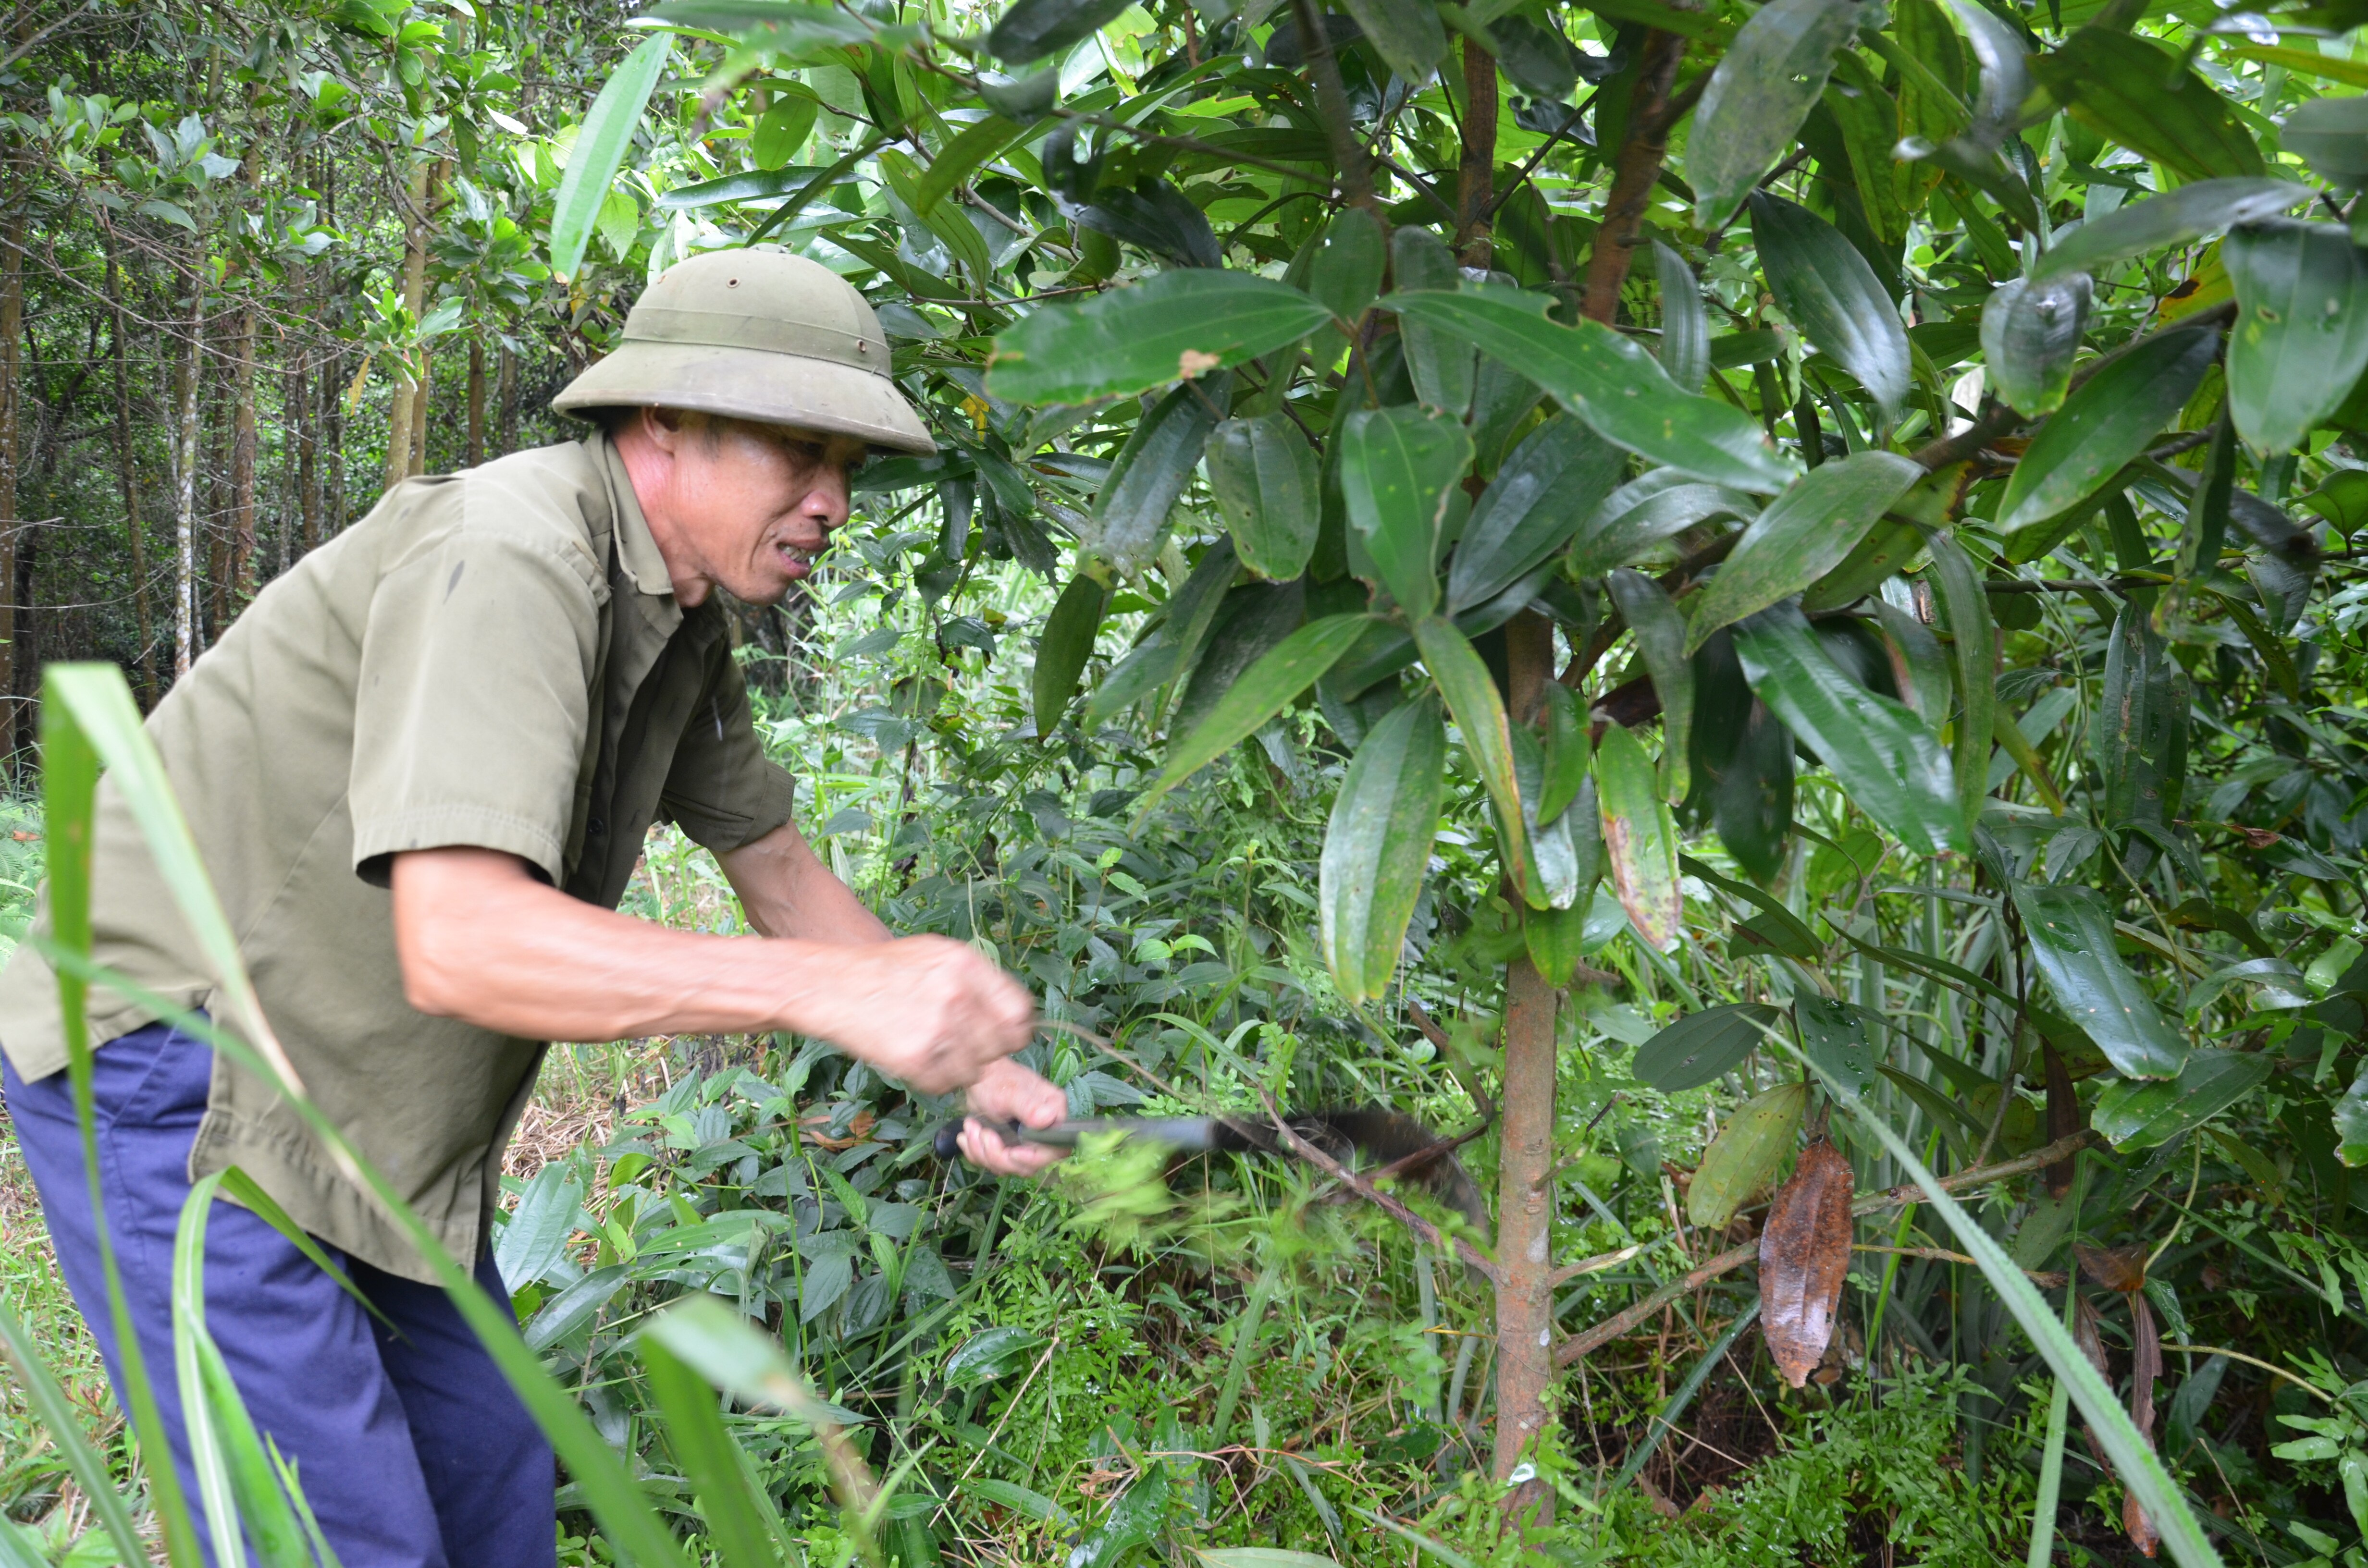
left=551, top=340, right=937, bottom=455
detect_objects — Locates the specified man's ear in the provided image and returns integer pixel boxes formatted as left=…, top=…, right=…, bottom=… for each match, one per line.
left=641, top=405, right=689, bottom=453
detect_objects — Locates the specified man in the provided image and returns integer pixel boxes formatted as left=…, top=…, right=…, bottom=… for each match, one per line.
left=0, top=249, right=1063, bottom=1566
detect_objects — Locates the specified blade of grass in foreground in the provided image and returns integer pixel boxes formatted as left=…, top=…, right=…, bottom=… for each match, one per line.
left=36, top=663, right=691, bottom=1568
left=0, top=1300, right=149, bottom=1564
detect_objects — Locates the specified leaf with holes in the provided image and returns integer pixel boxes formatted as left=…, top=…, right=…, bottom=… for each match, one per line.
left=2224, top=220, right=2368, bottom=455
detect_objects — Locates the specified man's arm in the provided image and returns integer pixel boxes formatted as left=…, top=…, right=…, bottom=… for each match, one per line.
left=389, top=841, right=1062, bottom=1174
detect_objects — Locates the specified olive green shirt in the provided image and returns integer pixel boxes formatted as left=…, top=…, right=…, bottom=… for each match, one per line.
left=0, top=435, right=797, bottom=1282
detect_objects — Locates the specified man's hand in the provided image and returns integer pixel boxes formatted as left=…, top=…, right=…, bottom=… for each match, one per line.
left=956, top=1057, right=1068, bottom=1176
left=802, top=935, right=1036, bottom=1095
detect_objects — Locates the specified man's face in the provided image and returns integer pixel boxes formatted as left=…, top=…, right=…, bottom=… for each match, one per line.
left=652, top=413, right=868, bottom=606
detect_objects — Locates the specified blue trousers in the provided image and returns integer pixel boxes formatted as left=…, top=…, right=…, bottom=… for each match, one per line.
left=4, top=1018, right=556, bottom=1568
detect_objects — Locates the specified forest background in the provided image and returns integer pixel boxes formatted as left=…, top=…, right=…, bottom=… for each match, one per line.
left=2, top=0, right=2368, bottom=1562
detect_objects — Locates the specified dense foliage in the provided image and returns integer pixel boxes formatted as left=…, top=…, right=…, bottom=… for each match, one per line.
left=9, top=0, right=2368, bottom=1562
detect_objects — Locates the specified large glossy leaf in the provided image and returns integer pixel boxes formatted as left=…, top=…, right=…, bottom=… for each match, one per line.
left=1307, top=208, right=1388, bottom=325
left=1571, top=473, right=1757, bottom=576
left=987, top=0, right=1134, bottom=62
left=1034, top=572, right=1109, bottom=734
left=1392, top=292, right=1799, bottom=492
left=1207, top=415, right=1321, bottom=581
left=1512, top=728, right=1584, bottom=911
left=1391, top=228, right=1480, bottom=419
left=2092, top=1050, right=2272, bottom=1151
left=1654, top=241, right=1711, bottom=393
left=987, top=272, right=1331, bottom=404
left=1607, top=569, right=1694, bottom=803
left=1715, top=697, right=1796, bottom=883
left=1947, top=0, right=2025, bottom=147
left=1750, top=194, right=1911, bottom=420
left=1344, top=407, right=1471, bottom=620
left=1597, top=720, right=1682, bottom=950
left=1684, top=451, right=1922, bottom=650
left=2031, top=178, right=2314, bottom=282
left=1689, top=1083, right=1808, bottom=1229
left=2284, top=94, right=2368, bottom=187
left=1413, top=616, right=1530, bottom=899
left=1338, top=0, right=1448, bottom=82
left=1632, top=1003, right=1785, bottom=1092
left=1733, top=605, right=1965, bottom=856
left=2033, top=28, right=2265, bottom=183
left=2224, top=220, right=2368, bottom=455
left=1981, top=275, right=2093, bottom=418
left=1153, top=607, right=1365, bottom=799
left=550, top=34, right=672, bottom=281
left=1920, top=528, right=1997, bottom=835
left=1794, top=995, right=1876, bottom=1101
left=1446, top=416, right=1624, bottom=614
left=2011, top=882, right=2188, bottom=1080
left=1320, top=694, right=1447, bottom=1003
left=1087, top=376, right=1228, bottom=573
left=1996, top=327, right=2219, bottom=534
left=2094, top=605, right=2188, bottom=831
left=1690, top=0, right=1863, bottom=229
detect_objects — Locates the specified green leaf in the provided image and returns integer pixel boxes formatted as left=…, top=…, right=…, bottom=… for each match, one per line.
left=2031, top=178, right=2314, bottom=282
left=1320, top=693, right=1447, bottom=1003
left=2011, top=882, right=2188, bottom=1079
left=1653, top=241, right=1711, bottom=393
left=1339, top=0, right=1448, bottom=82
left=1087, top=376, right=1229, bottom=573
left=1414, top=616, right=1529, bottom=900
left=1446, top=416, right=1624, bottom=614
left=641, top=1336, right=786, bottom=1568
left=1795, top=995, right=1877, bottom=1101
left=1597, top=719, right=1682, bottom=949
left=915, top=114, right=1025, bottom=213
left=654, top=166, right=826, bottom=210
left=2283, top=95, right=2368, bottom=188
left=550, top=34, right=672, bottom=281
left=1733, top=604, right=1965, bottom=856
left=1981, top=275, right=2093, bottom=418
left=2032, top=28, right=2264, bottom=183
left=1208, top=415, right=1322, bottom=581
left=1512, top=728, right=1586, bottom=910
left=1034, top=573, right=1110, bottom=735
left=1539, top=683, right=1591, bottom=824
left=0, top=1302, right=148, bottom=1567
left=1195, top=1553, right=1344, bottom=1568
left=1606, top=569, right=1694, bottom=802
left=2336, top=1056, right=2368, bottom=1165
left=1392, top=229, right=1480, bottom=419
left=2094, top=604, right=2189, bottom=832
left=494, top=1160, right=585, bottom=1292
left=1684, top=452, right=1923, bottom=650
left=1750, top=193, right=1912, bottom=420
left=1689, top=1083, right=1808, bottom=1228
left=1173, top=581, right=1307, bottom=739
left=749, top=90, right=819, bottom=170
left=1343, top=406, right=1472, bottom=619
left=1713, top=691, right=1796, bottom=882
left=987, top=0, right=1133, bottom=62
left=1996, top=327, right=2219, bottom=534
left=2093, top=1049, right=2272, bottom=1151
left=1919, top=526, right=1996, bottom=837
left=1140, top=615, right=1373, bottom=809
left=1570, top=472, right=1756, bottom=577
left=1392, top=291, right=1799, bottom=493
left=2225, top=220, right=2368, bottom=455
left=1631, top=1002, right=1784, bottom=1092
left=987, top=272, right=1331, bottom=404
left=1308, top=208, right=1388, bottom=325
left=1689, top=0, right=1863, bottom=229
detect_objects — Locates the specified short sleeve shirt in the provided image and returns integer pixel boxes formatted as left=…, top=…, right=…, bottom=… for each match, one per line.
left=0, top=435, right=797, bottom=1282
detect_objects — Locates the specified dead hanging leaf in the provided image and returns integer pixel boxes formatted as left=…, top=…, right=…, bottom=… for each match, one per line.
left=2043, top=1043, right=2079, bottom=1199
left=2123, top=1285, right=2164, bottom=1557
left=1759, top=1135, right=1855, bottom=1388
left=2075, top=1242, right=2149, bottom=1294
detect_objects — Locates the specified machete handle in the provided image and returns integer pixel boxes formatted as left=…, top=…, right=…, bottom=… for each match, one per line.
left=931, top=1116, right=1025, bottom=1162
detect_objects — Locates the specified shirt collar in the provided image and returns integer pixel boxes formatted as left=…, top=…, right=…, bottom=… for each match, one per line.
left=594, top=432, right=678, bottom=602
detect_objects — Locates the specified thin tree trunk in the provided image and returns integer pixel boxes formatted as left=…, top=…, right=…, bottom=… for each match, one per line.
left=106, top=242, right=159, bottom=706
left=206, top=378, right=228, bottom=642
left=1492, top=608, right=1559, bottom=1530
left=1454, top=37, right=1498, bottom=268
left=229, top=297, right=257, bottom=601
left=408, top=342, right=431, bottom=478
left=322, top=343, right=346, bottom=535
left=0, top=212, right=21, bottom=718
left=172, top=282, right=202, bottom=678
left=295, top=325, right=320, bottom=557
left=467, top=336, right=486, bottom=467
left=383, top=157, right=433, bottom=489
left=1581, top=31, right=1688, bottom=326
left=497, top=343, right=518, bottom=456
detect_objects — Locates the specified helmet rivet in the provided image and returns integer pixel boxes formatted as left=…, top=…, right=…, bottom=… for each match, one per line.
left=857, top=339, right=869, bottom=353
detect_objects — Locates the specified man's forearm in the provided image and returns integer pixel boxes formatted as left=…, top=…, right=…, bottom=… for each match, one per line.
left=716, top=819, right=889, bottom=944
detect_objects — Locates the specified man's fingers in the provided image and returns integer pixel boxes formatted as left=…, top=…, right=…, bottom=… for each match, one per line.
left=957, top=1118, right=1061, bottom=1176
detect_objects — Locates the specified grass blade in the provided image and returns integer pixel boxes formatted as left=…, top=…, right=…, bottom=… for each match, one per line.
left=0, top=1300, right=149, bottom=1565
left=641, top=1338, right=781, bottom=1568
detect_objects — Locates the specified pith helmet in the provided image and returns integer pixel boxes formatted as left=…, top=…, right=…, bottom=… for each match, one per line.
left=553, top=249, right=936, bottom=454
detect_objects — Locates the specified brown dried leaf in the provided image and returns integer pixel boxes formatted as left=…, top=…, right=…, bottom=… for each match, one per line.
left=2124, top=1485, right=2160, bottom=1557
left=2072, top=1291, right=2111, bottom=1379
left=2076, top=1241, right=2149, bottom=1294
left=800, top=1107, right=877, bottom=1151
left=1759, top=1135, right=1854, bottom=1389
left=2125, top=1289, right=2163, bottom=1556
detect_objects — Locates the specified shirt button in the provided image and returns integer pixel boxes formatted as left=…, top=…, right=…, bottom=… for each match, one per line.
left=590, top=817, right=606, bottom=838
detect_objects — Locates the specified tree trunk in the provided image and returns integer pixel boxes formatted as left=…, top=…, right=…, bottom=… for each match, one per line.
left=172, top=282, right=202, bottom=678
left=322, top=343, right=346, bottom=535
left=497, top=343, right=518, bottom=456
left=295, top=328, right=320, bottom=557
left=106, top=241, right=159, bottom=706
left=1454, top=37, right=1498, bottom=268
left=467, top=336, right=486, bottom=467
left=409, top=343, right=431, bottom=478
left=1581, top=31, right=1688, bottom=327
left=206, top=380, right=229, bottom=643
left=229, top=298, right=257, bottom=602
left=383, top=157, right=434, bottom=489
left=0, top=209, right=23, bottom=726
left=1492, top=609, right=1559, bottom=1530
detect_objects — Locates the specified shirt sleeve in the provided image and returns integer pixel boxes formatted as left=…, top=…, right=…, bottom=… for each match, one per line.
left=348, top=514, right=604, bottom=888
left=659, top=639, right=799, bottom=854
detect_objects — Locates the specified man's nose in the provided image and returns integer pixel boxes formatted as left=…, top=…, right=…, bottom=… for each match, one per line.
left=808, top=464, right=851, bottom=529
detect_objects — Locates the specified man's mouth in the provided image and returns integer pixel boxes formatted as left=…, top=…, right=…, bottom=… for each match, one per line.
left=776, top=541, right=817, bottom=577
